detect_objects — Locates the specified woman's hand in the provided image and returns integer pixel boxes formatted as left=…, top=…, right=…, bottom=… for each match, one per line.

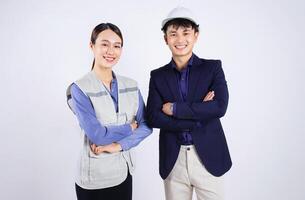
left=91, top=143, right=123, bottom=155
left=130, top=121, right=138, bottom=131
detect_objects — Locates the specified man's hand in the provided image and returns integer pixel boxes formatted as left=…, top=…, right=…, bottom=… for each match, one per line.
left=161, top=92, right=214, bottom=117
left=162, top=102, right=173, bottom=116
left=91, top=143, right=123, bottom=155
left=203, top=91, right=215, bottom=102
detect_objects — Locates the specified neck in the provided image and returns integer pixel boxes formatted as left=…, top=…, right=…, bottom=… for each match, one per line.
left=93, top=65, right=113, bottom=84
left=172, top=53, right=192, bottom=70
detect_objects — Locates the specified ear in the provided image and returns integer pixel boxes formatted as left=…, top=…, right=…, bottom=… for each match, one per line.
left=89, top=42, right=94, bottom=50
left=164, top=34, right=168, bottom=45
left=194, top=31, right=199, bottom=42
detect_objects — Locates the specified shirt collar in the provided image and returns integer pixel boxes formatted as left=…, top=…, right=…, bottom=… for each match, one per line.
left=111, top=71, right=117, bottom=84
left=171, top=53, right=194, bottom=71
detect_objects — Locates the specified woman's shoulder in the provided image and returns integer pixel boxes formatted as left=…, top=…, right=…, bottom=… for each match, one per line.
left=73, top=71, right=98, bottom=91
left=116, top=74, right=138, bottom=87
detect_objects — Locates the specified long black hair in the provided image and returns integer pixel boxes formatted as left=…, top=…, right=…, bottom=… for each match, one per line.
left=90, top=23, right=123, bottom=70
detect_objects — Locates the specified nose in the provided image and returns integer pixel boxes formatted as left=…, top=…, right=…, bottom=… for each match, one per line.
left=106, top=46, right=115, bottom=55
left=176, top=34, right=184, bottom=43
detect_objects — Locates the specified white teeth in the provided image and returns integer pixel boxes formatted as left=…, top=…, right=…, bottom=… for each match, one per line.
left=104, top=57, right=115, bottom=62
left=175, top=45, right=187, bottom=49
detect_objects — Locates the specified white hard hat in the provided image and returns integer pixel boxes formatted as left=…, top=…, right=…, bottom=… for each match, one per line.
left=161, top=6, right=198, bottom=29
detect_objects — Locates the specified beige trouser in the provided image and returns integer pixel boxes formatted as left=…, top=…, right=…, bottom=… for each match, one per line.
left=164, top=145, right=224, bottom=200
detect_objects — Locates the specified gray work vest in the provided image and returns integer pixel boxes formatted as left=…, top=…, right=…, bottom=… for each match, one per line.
left=67, top=71, right=139, bottom=189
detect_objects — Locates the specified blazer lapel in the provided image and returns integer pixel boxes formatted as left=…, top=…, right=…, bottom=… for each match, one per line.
left=164, top=65, right=183, bottom=102
left=187, top=55, right=203, bottom=102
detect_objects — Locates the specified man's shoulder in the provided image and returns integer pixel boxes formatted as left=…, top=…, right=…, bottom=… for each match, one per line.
left=195, top=56, right=221, bottom=66
left=150, top=64, right=170, bottom=77
left=193, top=56, right=223, bottom=73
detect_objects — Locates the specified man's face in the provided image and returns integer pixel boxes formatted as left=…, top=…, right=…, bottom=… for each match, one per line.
left=164, top=25, right=198, bottom=58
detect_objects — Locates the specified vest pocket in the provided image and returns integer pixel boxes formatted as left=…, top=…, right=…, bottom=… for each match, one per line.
left=88, top=151, right=127, bottom=182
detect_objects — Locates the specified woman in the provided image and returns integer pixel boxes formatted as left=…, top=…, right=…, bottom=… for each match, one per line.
left=66, top=23, right=152, bottom=200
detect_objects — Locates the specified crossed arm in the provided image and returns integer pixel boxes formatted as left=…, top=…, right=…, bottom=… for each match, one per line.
left=91, top=91, right=215, bottom=154
left=90, top=62, right=228, bottom=153
left=91, top=122, right=137, bottom=154
left=90, top=92, right=152, bottom=155
left=147, top=62, right=228, bottom=130
left=162, top=91, right=215, bottom=116
left=169, top=63, right=229, bottom=121
left=71, top=84, right=151, bottom=155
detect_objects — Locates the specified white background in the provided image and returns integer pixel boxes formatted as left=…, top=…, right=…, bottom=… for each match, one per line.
left=1, top=0, right=304, bottom=199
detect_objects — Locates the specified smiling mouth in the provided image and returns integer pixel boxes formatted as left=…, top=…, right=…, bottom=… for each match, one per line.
left=103, top=56, right=116, bottom=62
left=174, top=44, right=187, bottom=50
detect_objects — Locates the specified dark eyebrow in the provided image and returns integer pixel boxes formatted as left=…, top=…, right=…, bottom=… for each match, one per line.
left=100, top=40, right=121, bottom=45
left=183, top=28, right=192, bottom=32
left=100, top=40, right=110, bottom=43
left=169, top=30, right=177, bottom=33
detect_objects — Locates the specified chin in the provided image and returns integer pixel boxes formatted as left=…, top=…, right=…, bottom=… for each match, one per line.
left=172, top=49, right=191, bottom=57
left=101, top=61, right=117, bottom=68
left=173, top=52, right=191, bottom=57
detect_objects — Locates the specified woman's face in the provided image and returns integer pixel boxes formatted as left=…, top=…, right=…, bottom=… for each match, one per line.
left=91, top=29, right=122, bottom=69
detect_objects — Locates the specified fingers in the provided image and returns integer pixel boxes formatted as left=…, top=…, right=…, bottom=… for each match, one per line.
left=134, top=121, right=138, bottom=130
left=95, top=146, right=105, bottom=155
left=162, top=104, right=166, bottom=112
left=95, top=146, right=102, bottom=154
left=162, top=102, right=169, bottom=110
left=91, top=143, right=122, bottom=154
left=131, top=121, right=138, bottom=131
left=207, top=91, right=215, bottom=101
left=91, top=144, right=105, bottom=155
left=103, top=143, right=122, bottom=153
left=203, top=91, right=215, bottom=102
left=203, top=93, right=212, bottom=101
left=134, top=121, right=138, bottom=128
left=208, top=91, right=215, bottom=99
left=162, top=102, right=173, bottom=116
left=90, top=144, right=96, bottom=152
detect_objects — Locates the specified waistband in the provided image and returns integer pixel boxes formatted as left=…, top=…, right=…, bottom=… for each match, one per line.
left=180, top=145, right=195, bottom=151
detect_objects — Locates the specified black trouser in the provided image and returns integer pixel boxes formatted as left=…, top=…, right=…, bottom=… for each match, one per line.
left=75, top=173, right=132, bottom=200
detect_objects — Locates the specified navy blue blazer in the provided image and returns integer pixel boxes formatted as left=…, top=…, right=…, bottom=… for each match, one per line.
left=146, top=55, right=232, bottom=179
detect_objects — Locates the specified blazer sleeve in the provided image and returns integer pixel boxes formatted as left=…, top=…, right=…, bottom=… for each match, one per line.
left=146, top=71, right=199, bottom=132
left=174, top=60, right=229, bottom=120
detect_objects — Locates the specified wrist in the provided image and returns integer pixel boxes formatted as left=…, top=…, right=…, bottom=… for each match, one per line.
left=114, top=143, right=122, bottom=151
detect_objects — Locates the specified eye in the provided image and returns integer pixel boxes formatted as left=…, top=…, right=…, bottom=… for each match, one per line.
left=170, top=33, right=176, bottom=37
left=101, top=43, right=108, bottom=47
left=114, top=45, right=122, bottom=49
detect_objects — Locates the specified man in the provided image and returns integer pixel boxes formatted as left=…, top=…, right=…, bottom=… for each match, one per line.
left=146, top=6, right=232, bottom=200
